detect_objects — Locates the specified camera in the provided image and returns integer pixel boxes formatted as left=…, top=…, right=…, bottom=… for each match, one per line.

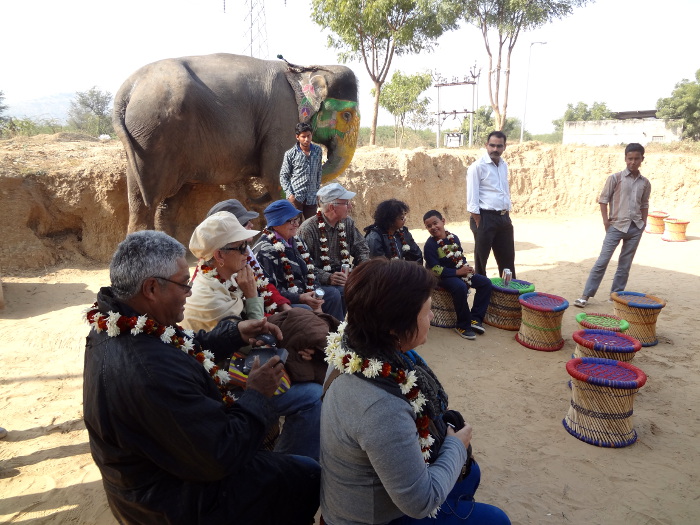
left=242, top=333, right=289, bottom=373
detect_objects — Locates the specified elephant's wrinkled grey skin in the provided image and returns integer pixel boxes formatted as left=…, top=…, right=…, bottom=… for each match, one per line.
left=112, top=53, right=359, bottom=233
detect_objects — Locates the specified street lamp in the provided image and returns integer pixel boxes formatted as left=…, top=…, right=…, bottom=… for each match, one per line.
left=520, top=41, right=546, bottom=143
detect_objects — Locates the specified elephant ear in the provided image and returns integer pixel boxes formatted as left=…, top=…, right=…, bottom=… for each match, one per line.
left=285, top=69, right=328, bottom=123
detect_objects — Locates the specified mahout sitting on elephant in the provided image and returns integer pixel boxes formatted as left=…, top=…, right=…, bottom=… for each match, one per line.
left=112, top=53, right=360, bottom=234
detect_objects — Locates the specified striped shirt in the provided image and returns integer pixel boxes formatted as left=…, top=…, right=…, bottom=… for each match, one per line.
left=279, top=143, right=323, bottom=205
left=599, top=169, right=651, bottom=233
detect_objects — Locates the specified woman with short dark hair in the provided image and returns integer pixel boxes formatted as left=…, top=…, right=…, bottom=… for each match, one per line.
left=320, top=258, right=510, bottom=525
left=364, top=199, right=423, bottom=264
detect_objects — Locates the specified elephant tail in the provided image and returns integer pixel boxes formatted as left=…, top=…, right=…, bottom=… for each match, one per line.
left=112, top=85, right=150, bottom=207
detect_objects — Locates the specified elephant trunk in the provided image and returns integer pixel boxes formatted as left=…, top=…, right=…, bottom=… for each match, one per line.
left=312, top=99, right=360, bottom=185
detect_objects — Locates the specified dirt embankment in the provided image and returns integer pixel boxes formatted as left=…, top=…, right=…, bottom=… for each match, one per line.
left=1, top=134, right=698, bottom=274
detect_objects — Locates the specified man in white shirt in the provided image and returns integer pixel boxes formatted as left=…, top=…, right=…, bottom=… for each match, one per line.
left=466, top=131, right=516, bottom=278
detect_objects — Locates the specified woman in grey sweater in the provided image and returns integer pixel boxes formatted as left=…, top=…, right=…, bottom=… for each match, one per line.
left=320, top=259, right=510, bottom=525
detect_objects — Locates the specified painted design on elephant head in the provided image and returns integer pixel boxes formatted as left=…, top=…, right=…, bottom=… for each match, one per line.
left=312, top=98, right=360, bottom=184
left=287, top=71, right=328, bottom=123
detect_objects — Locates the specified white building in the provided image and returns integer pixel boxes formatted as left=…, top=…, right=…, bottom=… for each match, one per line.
left=563, top=111, right=683, bottom=146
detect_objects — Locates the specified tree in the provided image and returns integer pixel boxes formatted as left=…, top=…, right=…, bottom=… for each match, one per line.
left=375, top=70, right=432, bottom=147
left=462, top=0, right=591, bottom=131
left=0, top=91, right=9, bottom=132
left=656, top=69, right=700, bottom=140
left=461, top=105, right=525, bottom=145
left=552, top=101, right=612, bottom=132
left=311, top=0, right=458, bottom=145
left=68, top=86, right=113, bottom=136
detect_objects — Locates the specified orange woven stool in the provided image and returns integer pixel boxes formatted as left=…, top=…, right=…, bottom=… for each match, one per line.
left=645, top=210, right=668, bottom=234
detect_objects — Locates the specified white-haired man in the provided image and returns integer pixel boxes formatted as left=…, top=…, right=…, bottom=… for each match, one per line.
left=83, top=230, right=320, bottom=524
left=298, top=182, right=370, bottom=316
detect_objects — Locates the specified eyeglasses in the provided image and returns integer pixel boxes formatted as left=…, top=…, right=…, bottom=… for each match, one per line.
left=333, top=201, right=352, bottom=207
left=220, top=241, right=249, bottom=254
left=285, top=217, right=302, bottom=226
left=153, top=276, right=192, bottom=291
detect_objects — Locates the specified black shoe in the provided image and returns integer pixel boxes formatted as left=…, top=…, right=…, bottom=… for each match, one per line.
left=471, top=320, right=486, bottom=335
left=454, top=328, right=477, bottom=340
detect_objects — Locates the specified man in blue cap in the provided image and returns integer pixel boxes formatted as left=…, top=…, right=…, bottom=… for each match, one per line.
left=253, top=200, right=345, bottom=321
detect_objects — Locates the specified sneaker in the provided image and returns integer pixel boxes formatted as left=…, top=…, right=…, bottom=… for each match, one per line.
left=471, top=320, right=486, bottom=335
left=454, top=328, right=477, bottom=340
left=574, top=298, right=588, bottom=308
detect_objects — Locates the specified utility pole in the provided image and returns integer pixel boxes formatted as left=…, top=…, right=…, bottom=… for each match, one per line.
left=520, top=41, right=546, bottom=143
left=433, top=72, right=478, bottom=148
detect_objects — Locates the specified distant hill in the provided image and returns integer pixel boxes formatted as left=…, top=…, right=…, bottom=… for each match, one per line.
left=5, top=93, right=74, bottom=123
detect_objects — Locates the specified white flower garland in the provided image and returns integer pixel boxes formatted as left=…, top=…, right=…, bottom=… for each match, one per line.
left=264, top=228, right=316, bottom=293
left=324, top=323, right=435, bottom=461
left=317, top=211, right=351, bottom=272
left=85, top=304, right=236, bottom=405
left=437, top=232, right=473, bottom=285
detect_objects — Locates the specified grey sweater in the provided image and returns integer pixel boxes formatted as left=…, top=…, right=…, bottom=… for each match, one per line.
left=320, top=373, right=467, bottom=524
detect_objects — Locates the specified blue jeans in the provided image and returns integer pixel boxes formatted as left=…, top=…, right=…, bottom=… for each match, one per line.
left=388, top=462, right=510, bottom=524
left=440, top=274, right=492, bottom=330
left=269, top=381, right=322, bottom=460
left=583, top=222, right=643, bottom=298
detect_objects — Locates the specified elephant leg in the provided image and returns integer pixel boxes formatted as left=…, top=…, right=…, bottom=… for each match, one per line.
left=127, top=171, right=156, bottom=233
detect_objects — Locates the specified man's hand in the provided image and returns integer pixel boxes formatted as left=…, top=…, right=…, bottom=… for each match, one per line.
left=456, top=265, right=474, bottom=277
left=471, top=213, right=481, bottom=228
left=447, top=421, right=473, bottom=450
left=299, top=291, right=324, bottom=312
left=238, top=318, right=283, bottom=346
left=603, top=218, right=611, bottom=232
left=236, top=265, right=257, bottom=298
left=298, top=348, right=316, bottom=361
left=329, top=271, right=347, bottom=286
left=246, top=356, right=284, bottom=397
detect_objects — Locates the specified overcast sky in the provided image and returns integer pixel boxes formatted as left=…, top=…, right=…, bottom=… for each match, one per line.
left=3, top=0, right=698, bottom=135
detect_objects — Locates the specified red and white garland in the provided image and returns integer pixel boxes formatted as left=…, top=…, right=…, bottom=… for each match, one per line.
left=263, top=227, right=316, bottom=293
left=84, top=303, right=236, bottom=406
left=317, top=210, right=351, bottom=272
left=436, top=232, right=472, bottom=285
left=389, top=228, right=411, bottom=260
left=197, top=258, right=277, bottom=314
left=325, top=323, right=435, bottom=462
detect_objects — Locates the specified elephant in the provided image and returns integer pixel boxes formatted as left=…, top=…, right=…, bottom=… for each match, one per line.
left=112, top=53, right=360, bottom=233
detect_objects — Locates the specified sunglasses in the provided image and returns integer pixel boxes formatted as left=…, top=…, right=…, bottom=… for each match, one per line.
left=220, top=241, right=249, bottom=254
left=285, top=217, right=302, bottom=226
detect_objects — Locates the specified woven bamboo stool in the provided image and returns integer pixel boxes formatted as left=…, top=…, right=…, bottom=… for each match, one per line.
left=573, top=329, right=642, bottom=362
left=645, top=210, right=669, bottom=234
left=611, top=292, right=666, bottom=347
left=575, top=312, right=629, bottom=333
left=563, top=357, right=647, bottom=448
left=483, top=278, right=535, bottom=331
left=430, top=287, right=457, bottom=328
left=662, top=218, right=690, bottom=242
left=516, top=292, right=569, bottom=351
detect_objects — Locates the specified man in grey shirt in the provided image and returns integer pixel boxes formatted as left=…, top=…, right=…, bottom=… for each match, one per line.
left=575, top=143, right=651, bottom=308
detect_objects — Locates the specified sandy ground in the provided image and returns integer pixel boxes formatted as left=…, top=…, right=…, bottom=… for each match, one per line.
left=1, top=212, right=699, bottom=524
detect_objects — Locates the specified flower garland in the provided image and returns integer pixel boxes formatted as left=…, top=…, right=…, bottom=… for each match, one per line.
left=317, top=210, right=351, bottom=272
left=197, top=259, right=277, bottom=314
left=436, top=232, right=472, bottom=285
left=389, top=228, right=411, bottom=260
left=324, top=323, right=435, bottom=462
left=263, top=227, right=316, bottom=293
left=84, top=304, right=236, bottom=406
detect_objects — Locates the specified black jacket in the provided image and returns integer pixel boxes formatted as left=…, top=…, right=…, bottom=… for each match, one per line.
left=365, top=225, right=424, bottom=265
left=83, top=287, right=319, bottom=524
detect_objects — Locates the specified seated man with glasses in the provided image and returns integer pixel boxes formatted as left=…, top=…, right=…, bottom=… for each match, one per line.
left=298, top=182, right=370, bottom=318
left=83, top=229, right=320, bottom=524
left=183, top=211, right=268, bottom=332
left=253, top=199, right=345, bottom=321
